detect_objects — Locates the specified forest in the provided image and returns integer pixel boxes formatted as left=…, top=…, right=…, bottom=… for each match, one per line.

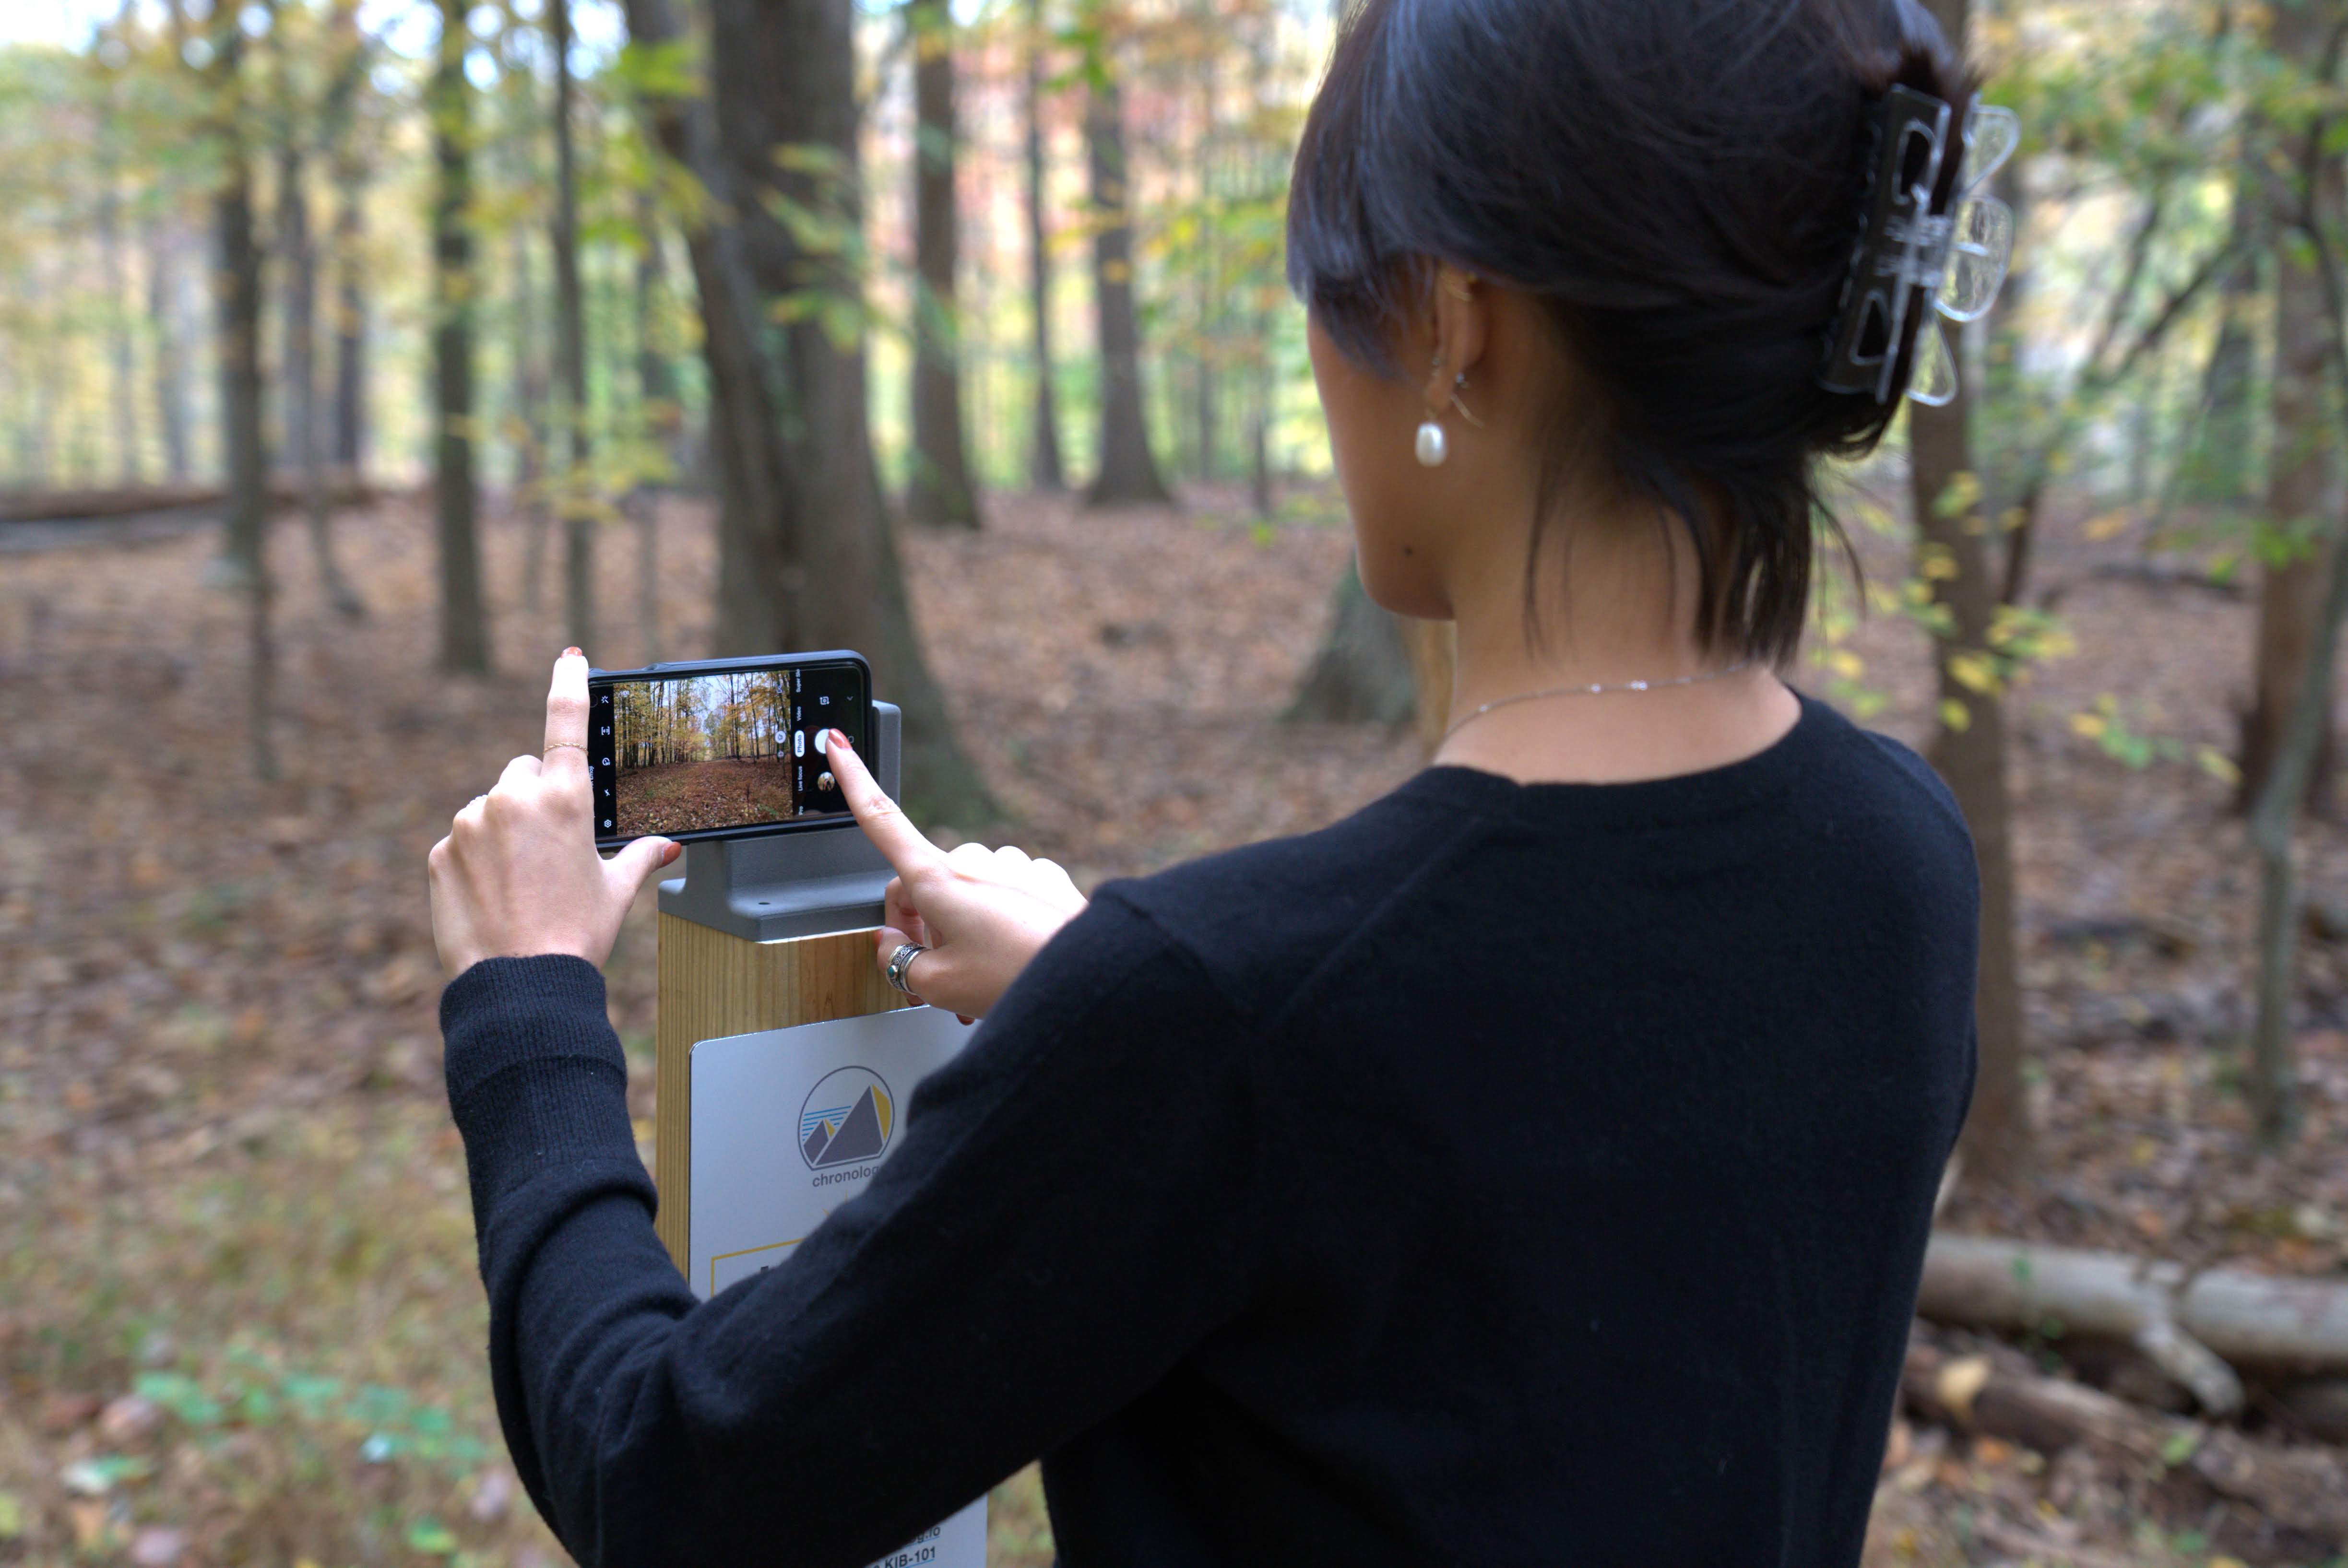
left=6, top=0, right=2348, bottom=1563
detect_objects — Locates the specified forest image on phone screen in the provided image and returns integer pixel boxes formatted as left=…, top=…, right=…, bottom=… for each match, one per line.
left=596, top=665, right=861, bottom=840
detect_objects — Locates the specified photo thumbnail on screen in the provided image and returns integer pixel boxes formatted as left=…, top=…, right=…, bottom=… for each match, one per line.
left=590, top=662, right=867, bottom=843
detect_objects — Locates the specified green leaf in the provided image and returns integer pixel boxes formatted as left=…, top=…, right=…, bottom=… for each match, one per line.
left=405, top=1517, right=460, bottom=1556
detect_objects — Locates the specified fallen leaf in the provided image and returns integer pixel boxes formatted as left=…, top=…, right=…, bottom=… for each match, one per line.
left=1937, top=1354, right=1992, bottom=1424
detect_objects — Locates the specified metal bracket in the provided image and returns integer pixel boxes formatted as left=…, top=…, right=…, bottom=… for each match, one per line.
left=655, top=700, right=901, bottom=943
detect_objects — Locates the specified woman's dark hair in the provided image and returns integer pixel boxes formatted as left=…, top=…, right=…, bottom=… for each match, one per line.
left=1287, top=0, right=1975, bottom=662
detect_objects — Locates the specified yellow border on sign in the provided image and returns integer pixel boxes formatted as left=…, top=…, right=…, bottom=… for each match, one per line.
left=708, top=1236, right=805, bottom=1298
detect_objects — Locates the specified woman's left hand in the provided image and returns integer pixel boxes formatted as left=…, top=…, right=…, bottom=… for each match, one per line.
left=428, top=650, right=681, bottom=981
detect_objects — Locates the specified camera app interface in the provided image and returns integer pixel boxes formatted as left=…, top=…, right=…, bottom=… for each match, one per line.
left=590, top=662, right=867, bottom=843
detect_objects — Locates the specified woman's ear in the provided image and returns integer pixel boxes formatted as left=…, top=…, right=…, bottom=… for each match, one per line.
left=1422, top=265, right=1490, bottom=412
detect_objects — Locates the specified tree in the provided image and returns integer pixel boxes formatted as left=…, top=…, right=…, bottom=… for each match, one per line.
left=624, top=0, right=994, bottom=820
left=631, top=186, right=676, bottom=660
left=1022, top=0, right=1065, bottom=491
left=327, top=0, right=369, bottom=483
left=202, top=2, right=278, bottom=780
left=273, top=1, right=364, bottom=620
left=1080, top=38, right=1170, bottom=506
left=1910, top=0, right=2027, bottom=1186
left=2239, top=0, right=2343, bottom=811
left=432, top=0, right=490, bottom=674
left=549, top=0, right=597, bottom=652
left=905, top=0, right=981, bottom=527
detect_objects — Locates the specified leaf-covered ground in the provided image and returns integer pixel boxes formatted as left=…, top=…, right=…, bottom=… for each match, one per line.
left=1, top=473, right=2344, bottom=1566
left=613, top=758, right=797, bottom=838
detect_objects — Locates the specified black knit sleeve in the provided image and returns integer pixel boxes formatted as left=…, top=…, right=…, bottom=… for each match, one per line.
left=439, top=896, right=1264, bottom=1568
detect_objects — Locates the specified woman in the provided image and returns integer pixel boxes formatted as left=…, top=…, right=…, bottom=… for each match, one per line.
left=427, top=0, right=1986, bottom=1561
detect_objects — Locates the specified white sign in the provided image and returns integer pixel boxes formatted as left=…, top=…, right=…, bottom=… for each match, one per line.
left=688, top=1006, right=986, bottom=1568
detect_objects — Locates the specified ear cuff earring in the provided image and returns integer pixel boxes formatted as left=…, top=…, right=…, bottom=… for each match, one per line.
left=1414, top=355, right=1486, bottom=468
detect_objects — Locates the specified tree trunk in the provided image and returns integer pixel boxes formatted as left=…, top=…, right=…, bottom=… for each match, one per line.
left=1906, top=0, right=2025, bottom=1190
left=550, top=0, right=596, bottom=653
left=97, top=177, right=141, bottom=484
left=1284, top=562, right=1421, bottom=727
left=1082, top=59, right=1170, bottom=507
left=145, top=215, right=193, bottom=485
left=208, top=15, right=276, bottom=781
left=619, top=0, right=797, bottom=669
left=276, top=135, right=364, bottom=621
left=704, top=0, right=996, bottom=821
left=1921, top=1232, right=2348, bottom=1375
left=2241, top=8, right=2340, bottom=813
left=905, top=0, right=981, bottom=528
left=433, top=0, right=489, bottom=675
left=1022, top=0, right=1064, bottom=492
left=633, top=189, right=676, bottom=662
left=328, top=0, right=369, bottom=484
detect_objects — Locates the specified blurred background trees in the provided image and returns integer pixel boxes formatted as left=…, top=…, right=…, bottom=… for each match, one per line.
left=2, top=0, right=2348, bottom=1164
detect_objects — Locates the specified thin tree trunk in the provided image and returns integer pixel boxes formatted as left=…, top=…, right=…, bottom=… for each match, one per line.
left=1909, top=0, right=2025, bottom=1187
left=1082, top=59, right=1170, bottom=507
left=550, top=0, right=596, bottom=652
left=433, top=0, right=489, bottom=674
left=2241, top=10, right=2340, bottom=812
left=97, top=178, right=141, bottom=484
left=277, top=133, right=364, bottom=621
left=145, top=214, right=192, bottom=484
left=328, top=0, right=370, bottom=484
left=1022, top=0, right=1064, bottom=492
left=906, top=0, right=980, bottom=528
left=1284, top=561, right=1419, bottom=727
left=208, top=15, right=277, bottom=781
left=633, top=188, right=675, bottom=660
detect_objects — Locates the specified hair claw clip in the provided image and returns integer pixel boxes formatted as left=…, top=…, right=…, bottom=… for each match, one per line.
left=1821, top=87, right=2019, bottom=408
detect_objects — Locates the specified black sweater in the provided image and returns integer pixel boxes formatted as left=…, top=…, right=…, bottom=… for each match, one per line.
left=441, top=694, right=1977, bottom=1568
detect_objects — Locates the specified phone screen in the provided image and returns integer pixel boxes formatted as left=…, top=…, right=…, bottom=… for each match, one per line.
left=588, top=658, right=869, bottom=846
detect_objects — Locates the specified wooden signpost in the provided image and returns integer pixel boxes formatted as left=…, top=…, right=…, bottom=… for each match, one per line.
left=652, top=922, right=906, bottom=1273
left=649, top=702, right=907, bottom=1275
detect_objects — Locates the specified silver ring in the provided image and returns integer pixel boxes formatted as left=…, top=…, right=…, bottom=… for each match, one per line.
left=884, top=942, right=928, bottom=996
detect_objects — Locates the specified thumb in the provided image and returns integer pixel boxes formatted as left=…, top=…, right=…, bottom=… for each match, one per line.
left=608, top=837, right=683, bottom=900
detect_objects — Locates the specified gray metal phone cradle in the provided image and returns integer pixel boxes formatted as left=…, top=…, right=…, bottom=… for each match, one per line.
left=655, top=701, right=901, bottom=943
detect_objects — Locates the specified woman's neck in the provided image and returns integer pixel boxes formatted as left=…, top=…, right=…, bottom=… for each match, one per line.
left=1429, top=510, right=1802, bottom=785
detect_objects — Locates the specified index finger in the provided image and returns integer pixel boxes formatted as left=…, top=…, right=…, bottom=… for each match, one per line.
left=543, top=648, right=591, bottom=779
left=825, top=728, right=942, bottom=881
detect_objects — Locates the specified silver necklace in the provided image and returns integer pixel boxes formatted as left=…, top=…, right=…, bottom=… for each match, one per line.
left=1440, top=657, right=1755, bottom=743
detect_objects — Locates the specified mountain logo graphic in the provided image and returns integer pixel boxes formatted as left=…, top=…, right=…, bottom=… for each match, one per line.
left=797, top=1066, right=896, bottom=1170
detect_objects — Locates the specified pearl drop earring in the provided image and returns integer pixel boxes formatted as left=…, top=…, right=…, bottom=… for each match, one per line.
left=1416, top=352, right=1448, bottom=467
left=1415, top=414, right=1447, bottom=467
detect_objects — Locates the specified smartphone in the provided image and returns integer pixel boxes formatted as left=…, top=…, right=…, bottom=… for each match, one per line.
left=587, top=652, right=871, bottom=849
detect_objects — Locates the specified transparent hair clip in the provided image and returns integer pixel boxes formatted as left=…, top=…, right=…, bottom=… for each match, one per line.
left=1820, top=87, right=2020, bottom=408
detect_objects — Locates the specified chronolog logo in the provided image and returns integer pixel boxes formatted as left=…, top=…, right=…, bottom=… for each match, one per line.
left=798, top=1066, right=895, bottom=1170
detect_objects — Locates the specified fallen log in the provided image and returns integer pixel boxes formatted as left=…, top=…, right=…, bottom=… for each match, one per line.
left=1920, top=1233, right=2348, bottom=1386
left=0, top=475, right=377, bottom=524
left=1903, top=1338, right=2348, bottom=1559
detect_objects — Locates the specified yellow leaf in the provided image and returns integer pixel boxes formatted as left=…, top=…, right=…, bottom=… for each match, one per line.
left=1102, top=259, right=1132, bottom=285
left=1933, top=470, right=1982, bottom=520
left=1946, top=652, right=2001, bottom=695
left=2196, top=746, right=2242, bottom=787
left=2211, top=1558, right=2251, bottom=1568
left=0, top=1494, right=20, bottom=1540
left=1937, top=1355, right=1992, bottom=1423
left=2084, top=510, right=2131, bottom=542
left=2071, top=712, right=2108, bottom=740
left=1939, top=697, right=1972, bottom=733
left=1828, top=649, right=1864, bottom=680
left=1919, top=544, right=1959, bottom=581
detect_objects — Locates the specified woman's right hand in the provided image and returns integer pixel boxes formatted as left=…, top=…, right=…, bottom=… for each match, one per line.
left=825, top=729, right=1088, bottom=1021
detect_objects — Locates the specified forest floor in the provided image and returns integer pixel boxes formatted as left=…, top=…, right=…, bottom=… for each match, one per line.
left=614, top=758, right=796, bottom=838
left=1, top=470, right=2345, bottom=1566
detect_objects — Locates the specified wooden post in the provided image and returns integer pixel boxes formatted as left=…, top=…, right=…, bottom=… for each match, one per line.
left=653, top=919, right=907, bottom=1273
